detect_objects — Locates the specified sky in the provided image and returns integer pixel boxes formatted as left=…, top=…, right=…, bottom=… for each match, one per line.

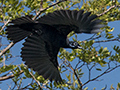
left=0, top=1, right=120, bottom=90
left=76, top=21, right=120, bottom=89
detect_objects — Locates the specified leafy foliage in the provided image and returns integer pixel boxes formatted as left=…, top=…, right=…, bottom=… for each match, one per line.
left=0, top=0, right=120, bottom=90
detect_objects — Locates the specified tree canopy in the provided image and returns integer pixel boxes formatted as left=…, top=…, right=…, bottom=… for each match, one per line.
left=0, top=0, right=120, bottom=90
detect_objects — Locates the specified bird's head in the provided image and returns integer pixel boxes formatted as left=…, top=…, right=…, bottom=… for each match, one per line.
left=69, top=41, right=83, bottom=49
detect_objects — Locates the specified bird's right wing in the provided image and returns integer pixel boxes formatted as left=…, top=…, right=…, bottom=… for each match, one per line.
left=37, top=10, right=104, bottom=35
left=21, top=34, right=62, bottom=83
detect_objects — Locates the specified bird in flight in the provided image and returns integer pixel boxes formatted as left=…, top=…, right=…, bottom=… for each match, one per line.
left=6, top=10, right=104, bottom=83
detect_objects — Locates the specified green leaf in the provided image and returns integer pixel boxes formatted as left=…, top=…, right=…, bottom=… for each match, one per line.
left=117, top=83, right=120, bottom=89
left=0, top=65, right=16, bottom=73
left=99, top=47, right=103, bottom=53
left=84, top=87, right=88, bottom=90
left=66, top=72, right=71, bottom=82
left=96, top=68, right=102, bottom=71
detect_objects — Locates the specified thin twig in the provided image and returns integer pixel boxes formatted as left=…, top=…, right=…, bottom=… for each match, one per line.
left=29, top=72, right=42, bottom=89
left=63, top=58, right=83, bottom=88
left=98, top=5, right=120, bottom=17
left=76, top=61, right=85, bottom=70
left=0, top=19, right=11, bottom=33
left=70, top=66, right=83, bottom=89
left=0, top=71, right=12, bottom=77
left=98, top=5, right=115, bottom=17
left=40, top=0, right=43, bottom=10
left=33, top=0, right=66, bottom=20
left=75, top=60, right=82, bottom=69
left=85, top=34, right=101, bottom=41
left=21, top=83, right=34, bottom=90
left=95, top=37, right=120, bottom=43
left=83, top=65, right=120, bottom=86
left=86, top=64, right=96, bottom=80
left=0, top=70, right=23, bottom=81
left=0, top=42, right=14, bottom=57
left=62, top=59, right=74, bottom=73
left=65, top=60, right=83, bottom=88
left=2, top=54, right=5, bottom=66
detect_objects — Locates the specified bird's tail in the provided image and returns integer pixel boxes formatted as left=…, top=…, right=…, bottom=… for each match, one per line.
left=6, top=15, right=35, bottom=43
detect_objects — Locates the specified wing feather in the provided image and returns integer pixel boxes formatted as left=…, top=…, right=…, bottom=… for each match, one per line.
left=6, top=16, right=34, bottom=43
left=37, top=10, right=104, bottom=35
left=21, top=35, right=62, bottom=83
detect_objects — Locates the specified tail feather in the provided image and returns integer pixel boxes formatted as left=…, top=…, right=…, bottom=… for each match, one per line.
left=6, top=16, right=34, bottom=43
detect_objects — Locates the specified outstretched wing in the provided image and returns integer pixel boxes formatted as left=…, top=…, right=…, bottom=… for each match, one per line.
left=37, top=10, right=104, bottom=35
left=6, top=16, right=35, bottom=43
left=21, top=34, right=62, bottom=83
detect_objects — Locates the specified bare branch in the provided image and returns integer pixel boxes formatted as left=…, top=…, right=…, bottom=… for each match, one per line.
left=62, top=58, right=83, bottom=88
left=95, top=37, right=120, bottom=43
left=40, top=0, right=43, bottom=10
left=75, top=60, right=83, bottom=69
left=70, top=65, right=83, bottom=89
left=98, top=5, right=120, bottom=17
left=86, top=64, right=96, bottom=80
left=0, top=70, right=23, bottom=81
left=21, top=83, right=34, bottom=90
left=0, top=42, right=15, bottom=57
left=65, top=60, right=83, bottom=89
left=0, top=18, right=11, bottom=33
left=29, top=72, right=42, bottom=89
left=84, top=34, right=102, bottom=41
left=83, top=65, right=120, bottom=86
left=76, top=61, right=85, bottom=70
left=61, top=59, right=73, bottom=73
left=2, top=54, right=5, bottom=66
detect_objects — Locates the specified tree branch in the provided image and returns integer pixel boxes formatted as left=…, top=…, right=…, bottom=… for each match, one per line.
left=95, top=37, right=120, bottom=43
left=0, top=18, right=11, bottom=33
left=98, top=5, right=120, bottom=17
left=83, top=65, right=120, bottom=86
left=70, top=66, right=83, bottom=89
left=0, top=70, right=23, bottom=81
left=66, top=60, right=83, bottom=89
left=0, top=42, right=14, bottom=57
left=29, top=72, right=42, bottom=89
left=33, top=0, right=66, bottom=20
left=75, top=61, right=85, bottom=70
left=84, top=34, right=102, bottom=41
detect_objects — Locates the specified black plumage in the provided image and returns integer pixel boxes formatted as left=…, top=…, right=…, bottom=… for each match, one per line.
left=6, top=10, right=104, bottom=83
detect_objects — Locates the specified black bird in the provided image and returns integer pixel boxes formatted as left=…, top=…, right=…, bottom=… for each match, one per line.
left=6, top=10, right=104, bottom=83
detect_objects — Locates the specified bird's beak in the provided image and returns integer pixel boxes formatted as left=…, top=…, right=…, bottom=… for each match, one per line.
left=77, top=44, right=83, bottom=49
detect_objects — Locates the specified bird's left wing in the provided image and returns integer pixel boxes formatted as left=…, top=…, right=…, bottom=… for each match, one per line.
left=37, top=10, right=104, bottom=35
left=21, top=34, right=62, bottom=83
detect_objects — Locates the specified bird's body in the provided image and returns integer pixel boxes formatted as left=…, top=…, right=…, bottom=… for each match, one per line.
left=6, top=10, right=105, bottom=83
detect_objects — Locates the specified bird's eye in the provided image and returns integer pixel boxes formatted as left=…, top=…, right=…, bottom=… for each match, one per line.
left=73, top=42, right=78, bottom=46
